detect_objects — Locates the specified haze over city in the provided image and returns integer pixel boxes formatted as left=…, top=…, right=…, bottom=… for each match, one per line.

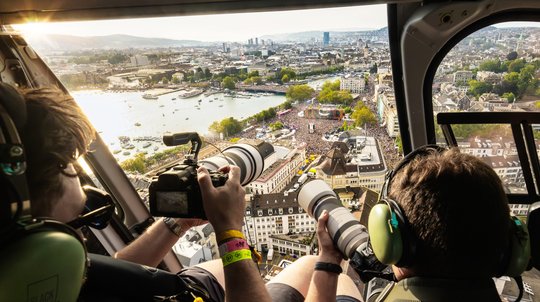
left=14, top=5, right=388, bottom=42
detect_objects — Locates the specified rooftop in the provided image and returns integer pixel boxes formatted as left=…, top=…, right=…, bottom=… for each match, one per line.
left=317, top=133, right=386, bottom=175
left=270, top=232, right=315, bottom=245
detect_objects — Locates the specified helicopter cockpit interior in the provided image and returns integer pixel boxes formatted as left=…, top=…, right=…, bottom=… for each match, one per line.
left=0, top=0, right=539, bottom=301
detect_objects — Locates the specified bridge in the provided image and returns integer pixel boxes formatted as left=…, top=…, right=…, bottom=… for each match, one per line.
left=237, top=84, right=288, bottom=95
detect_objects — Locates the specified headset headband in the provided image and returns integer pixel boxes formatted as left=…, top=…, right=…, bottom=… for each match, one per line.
left=0, top=83, right=31, bottom=223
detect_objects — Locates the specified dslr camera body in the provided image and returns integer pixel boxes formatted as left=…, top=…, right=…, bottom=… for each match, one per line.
left=149, top=133, right=228, bottom=219
left=149, top=132, right=274, bottom=219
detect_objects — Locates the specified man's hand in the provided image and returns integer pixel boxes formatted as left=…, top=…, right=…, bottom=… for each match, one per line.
left=197, top=165, right=245, bottom=234
left=317, top=210, right=343, bottom=265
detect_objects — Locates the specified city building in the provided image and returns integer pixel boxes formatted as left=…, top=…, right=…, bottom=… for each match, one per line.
left=173, top=240, right=213, bottom=267
left=477, top=71, right=505, bottom=85
left=246, top=146, right=305, bottom=195
left=269, top=233, right=314, bottom=257
left=376, top=91, right=400, bottom=138
left=316, top=136, right=388, bottom=192
left=244, top=191, right=317, bottom=251
left=172, top=224, right=218, bottom=266
left=340, top=74, right=366, bottom=94
left=323, top=32, right=330, bottom=46
left=130, top=55, right=150, bottom=67
left=452, top=70, right=473, bottom=85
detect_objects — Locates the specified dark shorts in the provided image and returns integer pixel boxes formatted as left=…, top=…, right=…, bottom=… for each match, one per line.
left=178, top=266, right=225, bottom=302
left=265, top=282, right=362, bottom=302
left=179, top=268, right=362, bottom=302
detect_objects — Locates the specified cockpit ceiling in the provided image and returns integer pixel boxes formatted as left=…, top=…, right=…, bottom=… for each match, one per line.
left=0, top=0, right=419, bottom=24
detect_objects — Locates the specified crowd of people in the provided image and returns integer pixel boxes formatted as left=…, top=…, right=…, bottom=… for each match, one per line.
left=239, top=97, right=402, bottom=168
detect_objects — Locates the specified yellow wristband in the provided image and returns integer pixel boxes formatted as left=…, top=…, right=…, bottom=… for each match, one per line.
left=217, top=230, right=245, bottom=244
left=221, top=249, right=252, bottom=267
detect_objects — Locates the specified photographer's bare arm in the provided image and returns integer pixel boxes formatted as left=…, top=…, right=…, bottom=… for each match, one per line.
left=305, top=210, right=343, bottom=302
left=114, top=216, right=205, bottom=267
left=198, top=166, right=271, bottom=302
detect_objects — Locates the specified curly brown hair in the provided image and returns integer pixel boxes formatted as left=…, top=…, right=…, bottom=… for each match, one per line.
left=388, top=148, right=510, bottom=278
left=20, top=88, right=95, bottom=217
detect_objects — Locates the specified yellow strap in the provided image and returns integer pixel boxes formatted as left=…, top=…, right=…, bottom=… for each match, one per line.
left=222, top=249, right=252, bottom=267
left=217, top=229, right=245, bottom=244
left=250, top=246, right=262, bottom=263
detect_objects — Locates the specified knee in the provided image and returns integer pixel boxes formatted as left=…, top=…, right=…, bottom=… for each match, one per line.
left=292, top=255, right=318, bottom=268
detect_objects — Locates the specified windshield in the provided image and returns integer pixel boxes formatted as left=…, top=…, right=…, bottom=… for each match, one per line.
left=13, top=4, right=394, bottom=259
left=433, top=22, right=540, bottom=196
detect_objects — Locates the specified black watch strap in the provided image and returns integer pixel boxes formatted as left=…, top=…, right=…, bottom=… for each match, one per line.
left=314, top=262, right=343, bottom=274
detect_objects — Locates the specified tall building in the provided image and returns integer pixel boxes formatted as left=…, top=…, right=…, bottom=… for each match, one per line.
left=323, top=32, right=330, bottom=46
left=130, top=55, right=149, bottom=67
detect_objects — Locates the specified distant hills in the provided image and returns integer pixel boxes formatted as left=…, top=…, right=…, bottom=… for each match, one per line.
left=24, top=34, right=210, bottom=52
left=23, top=27, right=391, bottom=53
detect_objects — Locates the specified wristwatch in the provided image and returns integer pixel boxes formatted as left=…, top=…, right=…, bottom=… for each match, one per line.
left=163, top=217, right=183, bottom=237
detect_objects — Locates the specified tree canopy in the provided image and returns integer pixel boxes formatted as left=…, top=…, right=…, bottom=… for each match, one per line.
left=351, top=101, right=377, bottom=127
left=317, top=80, right=353, bottom=105
left=286, top=84, right=315, bottom=102
left=222, top=76, right=236, bottom=90
left=209, top=117, right=243, bottom=137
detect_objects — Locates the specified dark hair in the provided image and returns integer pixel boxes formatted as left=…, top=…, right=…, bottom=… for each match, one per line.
left=389, top=148, right=510, bottom=277
left=20, top=88, right=95, bottom=217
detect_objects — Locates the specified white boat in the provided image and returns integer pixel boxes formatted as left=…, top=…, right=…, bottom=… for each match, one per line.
left=142, top=94, right=158, bottom=100
left=142, top=142, right=152, bottom=148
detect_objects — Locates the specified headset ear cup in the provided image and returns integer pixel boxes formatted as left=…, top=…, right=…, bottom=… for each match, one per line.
left=504, top=217, right=531, bottom=277
left=368, top=204, right=403, bottom=265
left=0, top=220, right=87, bottom=302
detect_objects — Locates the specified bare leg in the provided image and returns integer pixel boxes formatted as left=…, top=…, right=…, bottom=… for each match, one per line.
left=266, top=255, right=318, bottom=297
left=267, top=255, right=363, bottom=300
left=195, top=259, right=225, bottom=289
left=337, top=274, right=363, bottom=301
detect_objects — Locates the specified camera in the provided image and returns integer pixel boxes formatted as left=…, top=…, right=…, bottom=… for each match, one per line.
left=298, top=179, right=387, bottom=278
left=149, top=132, right=274, bottom=219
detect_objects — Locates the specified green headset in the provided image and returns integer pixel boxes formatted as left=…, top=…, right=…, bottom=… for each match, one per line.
left=0, top=83, right=88, bottom=301
left=367, top=145, right=531, bottom=277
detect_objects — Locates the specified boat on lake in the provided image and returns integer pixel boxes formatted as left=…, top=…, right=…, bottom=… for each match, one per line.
left=142, top=94, right=158, bottom=100
left=178, top=89, right=204, bottom=99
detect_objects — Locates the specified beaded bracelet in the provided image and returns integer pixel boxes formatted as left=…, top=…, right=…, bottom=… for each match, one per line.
left=216, top=229, right=245, bottom=244
left=222, top=249, right=252, bottom=267
left=219, top=238, right=249, bottom=256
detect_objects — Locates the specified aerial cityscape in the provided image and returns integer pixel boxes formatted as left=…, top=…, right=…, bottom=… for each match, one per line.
left=24, top=22, right=540, bottom=300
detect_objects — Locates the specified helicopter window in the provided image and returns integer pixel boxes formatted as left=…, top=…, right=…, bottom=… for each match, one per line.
left=13, top=5, right=391, bottom=199
left=433, top=21, right=539, bottom=198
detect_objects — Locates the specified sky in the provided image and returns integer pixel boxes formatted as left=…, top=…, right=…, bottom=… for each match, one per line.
left=14, top=4, right=388, bottom=42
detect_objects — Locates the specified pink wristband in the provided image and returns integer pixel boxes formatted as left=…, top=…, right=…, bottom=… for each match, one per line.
left=219, top=238, right=249, bottom=256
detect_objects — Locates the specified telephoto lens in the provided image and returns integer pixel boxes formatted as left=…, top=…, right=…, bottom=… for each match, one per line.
left=298, top=179, right=369, bottom=259
left=198, top=141, right=274, bottom=186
